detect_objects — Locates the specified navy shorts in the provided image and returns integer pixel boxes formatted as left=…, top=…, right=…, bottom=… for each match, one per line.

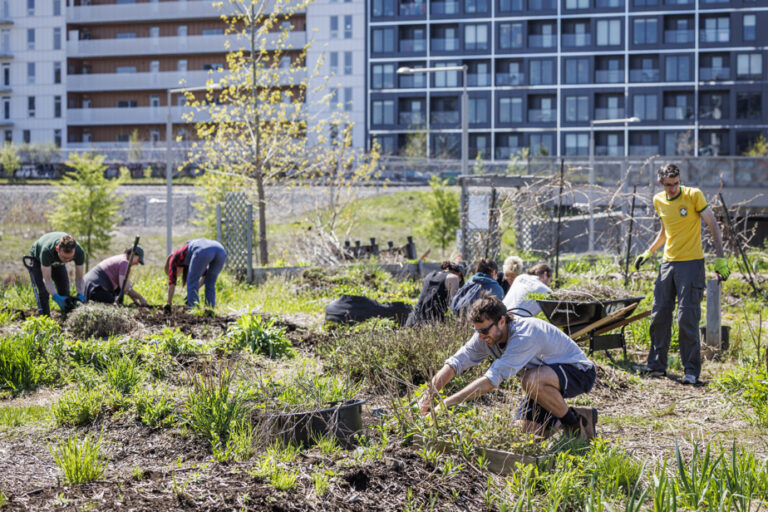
left=516, top=363, right=597, bottom=427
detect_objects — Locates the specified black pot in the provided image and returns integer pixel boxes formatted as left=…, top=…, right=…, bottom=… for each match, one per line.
left=700, top=325, right=731, bottom=350
left=275, top=399, right=365, bottom=449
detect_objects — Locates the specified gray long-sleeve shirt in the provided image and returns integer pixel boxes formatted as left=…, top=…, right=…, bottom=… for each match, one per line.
left=445, top=316, right=593, bottom=388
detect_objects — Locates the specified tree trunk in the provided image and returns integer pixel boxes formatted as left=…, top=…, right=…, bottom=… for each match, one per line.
left=251, top=0, right=268, bottom=266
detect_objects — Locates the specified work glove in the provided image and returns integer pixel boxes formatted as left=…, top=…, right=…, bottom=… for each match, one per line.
left=52, top=294, right=68, bottom=310
left=634, top=250, right=653, bottom=271
left=76, top=293, right=85, bottom=303
left=714, top=257, right=730, bottom=281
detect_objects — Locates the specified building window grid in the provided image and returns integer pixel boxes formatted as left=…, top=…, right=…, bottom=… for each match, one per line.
left=27, top=63, right=35, bottom=85
left=53, top=28, right=61, bottom=50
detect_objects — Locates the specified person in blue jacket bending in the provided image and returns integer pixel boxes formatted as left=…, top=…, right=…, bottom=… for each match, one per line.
left=165, top=239, right=227, bottom=310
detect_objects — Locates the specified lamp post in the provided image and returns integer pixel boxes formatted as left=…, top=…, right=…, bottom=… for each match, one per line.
left=165, top=84, right=220, bottom=256
left=588, top=116, right=640, bottom=252
left=396, top=65, right=469, bottom=176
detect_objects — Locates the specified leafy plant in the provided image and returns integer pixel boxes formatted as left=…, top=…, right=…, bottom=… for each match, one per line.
left=149, top=328, right=198, bottom=356
left=183, top=368, right=248, bottom=451
left=52, top=387, right=104, bottom=427
left=134, top=387, right=176, bottom=429
left=105, top=355, right=143, bottom=394
left=49, top=433, right=107, bottom=485
left=0, top=334, right=41, bottom=393
left=311, top=471, right=331, bottom=496
left=226, top=312, right=293, bottom=358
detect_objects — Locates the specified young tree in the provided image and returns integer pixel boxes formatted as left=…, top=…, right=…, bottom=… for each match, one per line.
left=420, top=175, right=459, bottom=252
left=48, top=153, right=124, bottom=269
left=0, top=142, right=21, bottom=181
left=185, top=0, right=378, bottom=265
left=744, top=134, right=768, bottom=156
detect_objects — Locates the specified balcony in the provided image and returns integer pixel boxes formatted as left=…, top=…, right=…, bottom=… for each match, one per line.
left=432, top=38, right=460, bottom=51
left=629, top=69, right=660, bottom=82
left=430, top=111, right=460, bottom=124
left=67, top=0, right=238, bottom=23
left=664, top=29, right=694, bottom=44
left=663, top=106, right=693, bottom=120
left=431, top=0, right=461, bottom=13
left=595, top=146, right=623, bottom=156
left=399, top=112, right=426, bottom=125
left=496, top=72, right=525, bottom=86
left=629, top=145, right=658, bottom=155
left=528, top=109, right=556, bottom=122
left=399, top=38, right=427, bottom=53
left=67, top=32, right=305, bottom=58
left=496, top=147, right=524, bottom=159
left=399, top=1, right=427, bottom=15
left=595, top=107, right=625, bottom=120
left=700, top=67, right=729, bottom=80
left=67, top=106, right=209, bottom=126
left=528, top=34, right=556, bottom=48
left=562, top=33, right=591, bottom=47
left=595, top=70, right=623, bottom=83
left=700, top=28, right=729, bottom=43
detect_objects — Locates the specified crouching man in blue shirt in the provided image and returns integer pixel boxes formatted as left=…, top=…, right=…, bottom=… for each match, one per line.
left=418, top=296, right=599, bottom=440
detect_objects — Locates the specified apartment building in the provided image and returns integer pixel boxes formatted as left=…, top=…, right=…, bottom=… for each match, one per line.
left=367, top=0, right=768, bottom=158
left=1, top=0, right=67, bottom=146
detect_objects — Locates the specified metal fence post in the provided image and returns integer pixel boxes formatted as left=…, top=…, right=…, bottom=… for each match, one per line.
left=216, top=204, right=222, bottom=243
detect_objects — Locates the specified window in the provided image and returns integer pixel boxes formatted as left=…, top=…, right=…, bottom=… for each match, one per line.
left=528, top=95, right=555, bottom=122
left=53, top=62, right=61, bottom=84
left=372, top=28, right=395, bottom=52
left=529, top=21, right=555, bottom=48
left=372, top=0, right=396, bottom=16
left=432, top=25, right=459, bottom=51
left=54, top=96, right=61, bottom=118
left=279, top=56, right=291, bottom=69
left=464, top=24, right=488, bottom=51
left=177, top=26, right=187, bottom=37
left=498, top=23, right=522, bottom=49
left=28, top=96, right=35, bottom=117
left=431, top=96, right=459, bottom=124
left=433, top=61, right=460, bottom=87
left=470, top=134, right=490, bottom=159
left=499, top=97, right=523, bottom=123
left=663, top=92, right=692, bottom=120
left=150, top=26, right=160, bottom=39
left=565, top=133, right=589, bottom=155
left=743, top=15, right=756, bottom=42
left=150, top=129, right=160, bottom=143
left=117, top=100, right=138, bottom=108
left=2, top=96, right=9, bottom=119
left=566, top=0, right=588, bottom=8
left=565, top=96, right=589, bottom=121
left=595, top=94, right=623, bottom=119
left=399, top=98, right=425, bottom=125
left=565, top=58, right=589, bottom=84
left=344, top=52, right=352, bottom=74
left=330, top=16, right=339, bottom=38
left=116, top=66, right=137, bottom=73
left=465, top=0, right=489, bottom=13
left=150, top=60, right=160, bottom=73
left=4, top=130, right=11, bottom=143
left=633, top=94, right=657, bottom=120
left=467, top=61, right=490, bottom=86
left=496, top=59, right=523, bottom=85
left=372, top=99, right=395, bottom=124
left=665, top=55, right=691, bottom=81
left=736, top=92, right=761, bottom=120
left=701, top=17, right=729, bottom=43
left=1, top=63, right=8, bottom=86
left=53, top=28, right=61, bottom=50
left=343, top=88, right=353, bottom=111
left=150, top=95, right=160, bottom=108
left=27, top=63, right=35, bottom=84
left=27, top=29, right=35, bottom=50
left=372, top=64, right=395, bottom=89
left=595, top=56, right=623, bottom=83
left=633, top=18, right=657, bottom=44
left=530, top=133, right=554, bottom=155
left=53, top=0, right=61, bottom=15
left=202, top=28, right=224, bottom=35
left=597, top=20, right=621, bottom=46
left=27, top=0, right=34, bottom=15
left=664, top=16, right=693, bottom=43
left=469, top=97, right=488, bottom=123
left=178, top=59, right=187, bottom=72
left=633, top=0, right=657, bottom=5
left=700, top=92, right=728, bottom=120
left=116, top=32, right=137, bottom=39
left=499, top=0, right=522, bottom=11
left=344, top=16, right=352, bottom=38
left=399, top=64, right=426, bottom=87
left=596, top=0, right=622, bottom=6
left=23, top=130, right=30, bottom=144
left=329, top=52, right=338, bottom=74
left=563, top=21, right=590, bottom=47
left=400, top=26, right=426, bottom=52
left=203, top=63, right=224, bottom=71
left=530, top=59, right=555, bottom=85
left=737, top=54, right=762, bottom=78
left=496, top=133, right=522, bottom=159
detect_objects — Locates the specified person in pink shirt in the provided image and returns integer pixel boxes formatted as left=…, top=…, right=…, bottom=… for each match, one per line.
left=82, top=246, right=148, bottom=306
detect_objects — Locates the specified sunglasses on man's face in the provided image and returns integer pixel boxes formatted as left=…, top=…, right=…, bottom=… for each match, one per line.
left=475, top=318, right=499, bottom=335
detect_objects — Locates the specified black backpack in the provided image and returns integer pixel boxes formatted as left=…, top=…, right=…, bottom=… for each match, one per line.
left=450, top=281, right=485, bottom=316
left=406, top=270, right=449, bottom=327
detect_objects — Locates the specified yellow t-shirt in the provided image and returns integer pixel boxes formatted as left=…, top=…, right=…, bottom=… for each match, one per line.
left=653, top=186, right=708, bottom=262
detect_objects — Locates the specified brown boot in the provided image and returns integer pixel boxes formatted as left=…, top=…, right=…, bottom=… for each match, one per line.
left=573, top=407, right=598, bottom=440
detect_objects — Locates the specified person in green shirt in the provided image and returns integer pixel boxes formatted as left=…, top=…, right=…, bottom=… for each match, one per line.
left=26, top=232, right=86, bottom=316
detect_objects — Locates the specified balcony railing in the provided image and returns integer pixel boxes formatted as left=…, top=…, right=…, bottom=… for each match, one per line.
left=430, top=111, right=460, bottom=124
left=700, top=67, right=730, bottom=80
left=528, top=109, right=556, bottom=122
left=399, top=112, right=426, bottom=125
left=595, top=146, right=624, bottom=156
left=496, top=72, right=525, bottom=85
left=432, top=38, right=460, bottom=51
left=700, top=28, right=729, bottom=43
left=663, top=106, right=693, bottom=120
left=431, top=1, right=461, bottom=14
left=399, top=39, right=427, bottom=52
left=629, top=69, right=660, bottom=82
left=468, top=74, right=491, bottom=86
left=496, top=147, right=524, bottom=159
left=399, top=2, right=427, bottom=15
left=562, top=33, right=591, bottom=47
left=67, top=0, right=238, bottom=23
left=528, top=34, right=556, bottom=48
left=67, top=106, right=207, bottom=126
left=664, top=29, right=694, bottom=44
left=595, top=107, right=625, bottom=120
left=629, top=145, right=659, bottom=156
left=595, top=70, right=623, bottom=83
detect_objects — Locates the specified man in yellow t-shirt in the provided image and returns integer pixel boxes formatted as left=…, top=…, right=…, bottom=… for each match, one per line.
left=633, top=164, right=729, bottom=385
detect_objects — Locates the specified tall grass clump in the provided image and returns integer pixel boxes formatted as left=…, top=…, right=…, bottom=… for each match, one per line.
left=149, top=328, right=198, bottom=356
left=225, top=312, right=293, bottom=358
left=134, top=387, right=176, bottom=429
left=275, top=364, right=362, bottom=411
left=52, top=387, right=105, bottom=427
left=66, top=303, right=134, bottom=339
left=0, top=334, right=42, bottom=393
left=714, top=364, right=768, bottom=425
left=105, top=355, right=143, bottom=394
left=183, top=367, right=249, bottom=453
left=49, top=433, right=107, bottom=485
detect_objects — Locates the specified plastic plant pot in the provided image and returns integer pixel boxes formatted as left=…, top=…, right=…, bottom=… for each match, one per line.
left=275, top=399, right=365, bottom=449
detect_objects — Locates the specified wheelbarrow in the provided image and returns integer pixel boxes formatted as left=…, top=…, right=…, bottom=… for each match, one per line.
left=536, top=296, right=649, bottom=360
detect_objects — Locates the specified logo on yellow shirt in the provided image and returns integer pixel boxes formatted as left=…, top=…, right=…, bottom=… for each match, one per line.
left=680, top=208, right=688, bottom=217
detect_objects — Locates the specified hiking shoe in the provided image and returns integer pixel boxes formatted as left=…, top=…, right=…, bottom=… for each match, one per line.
left=634, top=365, right=666, bottom=378
left=682, top=374, right=698, bottom=385
left=574, top=407, right=598, bottom=441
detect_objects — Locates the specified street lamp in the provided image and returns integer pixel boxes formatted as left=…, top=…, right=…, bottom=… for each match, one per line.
left=165, top=84, right=221, bottom=256
left=587, top=116, right=640, bottom=252
left=396, top=65, right=469, bottom=176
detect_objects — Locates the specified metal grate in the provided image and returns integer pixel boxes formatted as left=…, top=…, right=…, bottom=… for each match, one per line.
left=217, top=192, right=253, bottom=281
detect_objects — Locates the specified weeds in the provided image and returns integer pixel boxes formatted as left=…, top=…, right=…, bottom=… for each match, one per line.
left=0, top=404, right=50, bottom=428
left=105, top=355, right=143, bottom=394
left=149, top=328, right=199, bottom=356
left=225, top=312, right=293, bottom=358
left=311, top=470, right=331, bottom=496
left=52, top=387, right=104, bottom=427
left=0, top=334, right=41, bottom=393
left=66, top=303, right=134, bottom=339
left=49, top=433, right=107, bottom=485
left=134, top=387, right=176, bottom=428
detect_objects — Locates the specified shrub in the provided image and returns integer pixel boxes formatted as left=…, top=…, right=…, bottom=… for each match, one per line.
left=66, top=303, right=134, bottom=339
left=0, top=334, right=41, bottom=393
left=183, top=368, right=248, bottom=449
left=226, top=313, right=293, bottom=358
left=105, top=355, right=143, bottom=394
left=49, top=433, right=107, bottom=485
left=52, top=387, right=104, bottom=427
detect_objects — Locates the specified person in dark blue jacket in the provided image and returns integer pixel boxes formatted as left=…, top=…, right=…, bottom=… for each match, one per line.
left=464, top=258, right=505, bottom=299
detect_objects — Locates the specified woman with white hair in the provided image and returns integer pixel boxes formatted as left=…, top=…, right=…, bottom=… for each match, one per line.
left=498, top=255, right=524, bottom=294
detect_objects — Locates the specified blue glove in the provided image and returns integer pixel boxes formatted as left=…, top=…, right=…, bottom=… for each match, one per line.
left=77, top=293, right=85, bottom=303
left=52, top=294, right=68, bottom=310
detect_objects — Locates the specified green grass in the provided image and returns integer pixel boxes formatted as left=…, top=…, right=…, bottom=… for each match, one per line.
left=52, top=387, right=104, bottom=427
left=49, top=433, right=107, bottom=485
left=0, top=404, right=51, bottom=429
